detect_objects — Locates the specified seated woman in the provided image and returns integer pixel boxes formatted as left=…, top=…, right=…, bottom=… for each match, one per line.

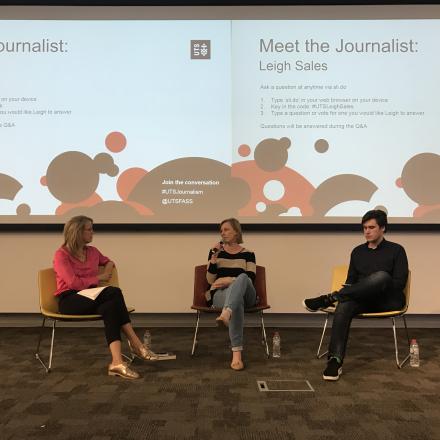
left=206, top=218, right=257, bottom=371
left=53, top=215, right=157, bottom=380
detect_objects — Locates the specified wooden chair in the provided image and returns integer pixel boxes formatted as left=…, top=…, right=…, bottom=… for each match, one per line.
left=316, top=265, right=412, bottom=368
left=191, top=265, right=270, bottom=357
left=35, top=267, right=134, bottom=373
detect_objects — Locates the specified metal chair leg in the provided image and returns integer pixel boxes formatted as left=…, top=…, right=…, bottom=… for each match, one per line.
left=48, top=320, right=56, bottom=372
left=317, top=313, right=330, bottom=359
left=402, top=315, right=411, bottom=347
left=260, top=311, right=269, bottom=358
left=392, top=316, right=411, bottom=369
left=122, top=352, right=133, bottom=363
left=35, top=317, right=48, bottom=372
left=191, top=311, right=200, bottom=356
left=35, top=318, right=56, bottom=373
left=35, top=316, right=46, bottom=357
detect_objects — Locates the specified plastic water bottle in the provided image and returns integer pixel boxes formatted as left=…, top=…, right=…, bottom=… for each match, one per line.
left=143, top=329, right=152, bottom=348
left=272, top=331, right=281, bottom=358
left=410, top=339, right=420, bottom=367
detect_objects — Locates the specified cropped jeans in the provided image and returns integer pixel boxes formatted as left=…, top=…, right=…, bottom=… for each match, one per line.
left=212, top=273, right=256, bottom=351
left=328, top=271, right=405, bottom=361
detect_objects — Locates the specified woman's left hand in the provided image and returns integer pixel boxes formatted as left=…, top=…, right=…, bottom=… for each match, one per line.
left=211, top=277, right=235, bottom=289
left=98, top=271, right=112, bottom=282
left=98, top=261, right=114, bottom=283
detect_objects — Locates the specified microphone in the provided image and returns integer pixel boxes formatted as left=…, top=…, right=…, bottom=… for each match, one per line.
left=212, top=241, right=224, bottom=254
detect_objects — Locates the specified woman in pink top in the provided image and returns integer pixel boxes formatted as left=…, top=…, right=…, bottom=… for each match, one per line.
left=53, top=215, right=157, bottom=379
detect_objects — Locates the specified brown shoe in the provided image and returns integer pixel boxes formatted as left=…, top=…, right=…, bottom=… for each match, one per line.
left=230, top=360, right=244, bottom=371
left=108, top=362, right=140, bottom=379
left=128, top=341, right=159, bottom=361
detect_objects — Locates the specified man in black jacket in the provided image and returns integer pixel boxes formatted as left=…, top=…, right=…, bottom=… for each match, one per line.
left=303, top=209, right=409, bottom=381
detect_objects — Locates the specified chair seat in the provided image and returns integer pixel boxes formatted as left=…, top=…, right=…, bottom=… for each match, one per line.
left=357, top=309, right=407, bottom=318
left=191, top=304, right=270, bottom=313
left=42, top=310, right=103, bottom=320
left=320, top=306, right=407, bottom=318
left=41, top=306, right=135, bottom=321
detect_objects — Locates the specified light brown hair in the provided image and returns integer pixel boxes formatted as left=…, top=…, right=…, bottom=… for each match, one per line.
left=63, top=215, right=93, bottom=256
left=220, top=217, right=243, bottom=244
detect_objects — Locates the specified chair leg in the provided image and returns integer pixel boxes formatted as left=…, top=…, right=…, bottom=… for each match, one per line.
left=122, top=346, right=133, bottom=363
left=35, top=316, right=46, bottom=357
left=48, top=320, right=56, bottom=372
left=317, top=314, right=330, bottom=359
left=191, top=311, right=200, bottom=356
left=259, top=311, right=269, bottom=358
left=392, top=316, right=411, bottom=369
left=35, top=317, right=56, bottom=373
left=35, top=317, right=47, bottom=371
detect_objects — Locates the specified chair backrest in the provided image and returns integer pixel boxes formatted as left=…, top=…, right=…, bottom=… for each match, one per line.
left=331, top=265, right=349, bottom=292
left=193, top=265, right=210, bottom=307
left=38, top=268, right=59, bottom=314
left=99, top=266, right=120, bottom=288
left=193, top=264, right=268, bottom=307
left=330, top=265, right=412, bottom=310
left=38, top=266, right=120, bottom=314
left=402, top=270, right=411, bottom=312
left=255, top=266, right=268, bottom=307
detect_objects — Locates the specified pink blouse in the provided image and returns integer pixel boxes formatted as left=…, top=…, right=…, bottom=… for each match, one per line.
left=53, top=245, right=111, bottom=296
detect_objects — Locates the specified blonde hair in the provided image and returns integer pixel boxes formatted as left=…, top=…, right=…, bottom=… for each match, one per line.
left=63, top=215, right=93, bottom=256
left=220, top=217, right=243, bottom=244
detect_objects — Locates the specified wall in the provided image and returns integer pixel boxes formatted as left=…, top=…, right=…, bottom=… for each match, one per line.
left=0, top=230, right=438, bottom=314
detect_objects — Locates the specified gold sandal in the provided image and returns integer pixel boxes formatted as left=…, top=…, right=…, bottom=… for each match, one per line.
left=108, top=362, right=140, bottom=379
left=128, top=341, right=159, bottom=361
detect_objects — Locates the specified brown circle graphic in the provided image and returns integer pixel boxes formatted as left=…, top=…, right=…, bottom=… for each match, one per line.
left=254, top=137, right=291, bottom=172
left=314, top=139, right=329, bottom=153
left=400, top=153, right=440, bottom=205
left=46, top=152, right=99, bottom=203
left=128, top=157, right=250, bottom=221
left=94, top=153, right=119, bottom=177
left=16, top=203, right=31, bottom=215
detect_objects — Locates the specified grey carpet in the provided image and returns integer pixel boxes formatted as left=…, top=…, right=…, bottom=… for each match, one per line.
left=0, top=325, right=439, bottom=440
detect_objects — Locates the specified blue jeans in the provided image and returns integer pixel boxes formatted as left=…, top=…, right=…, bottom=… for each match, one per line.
left=328, top=271, right=405, bottom=361
left=212, top=273, right=256, bottom=351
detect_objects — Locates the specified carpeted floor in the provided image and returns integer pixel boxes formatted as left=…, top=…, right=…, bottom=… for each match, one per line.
left=1, top=325, right=439, bottom=440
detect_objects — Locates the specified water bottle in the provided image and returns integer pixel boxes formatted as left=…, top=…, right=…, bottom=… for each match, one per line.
left=143, top=329, right=152, bottom=348
left=410, top=338, right=420, bottom=367
left=272, top=331, right=281, bottom=358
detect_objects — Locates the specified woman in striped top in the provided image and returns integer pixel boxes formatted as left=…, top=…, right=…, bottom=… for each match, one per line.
left=206, top=218, right=257, bottom=371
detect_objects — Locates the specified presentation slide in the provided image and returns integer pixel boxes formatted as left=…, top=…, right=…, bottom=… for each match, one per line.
left=0, top=10, right=439, bottom=224
left=231, top=20, right=440, bottom=223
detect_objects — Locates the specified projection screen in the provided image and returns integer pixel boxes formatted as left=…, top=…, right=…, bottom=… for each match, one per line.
left=1, top=4, right=440, bottom=225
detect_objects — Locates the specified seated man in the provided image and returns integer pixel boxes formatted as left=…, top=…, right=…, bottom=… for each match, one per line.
left=303, top=209, right=408, bottom=381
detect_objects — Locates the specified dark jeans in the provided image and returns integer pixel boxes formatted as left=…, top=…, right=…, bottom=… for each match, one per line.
left=58, top=286, right=131, bottom=345
left=328, top=271, right=405, bottom=361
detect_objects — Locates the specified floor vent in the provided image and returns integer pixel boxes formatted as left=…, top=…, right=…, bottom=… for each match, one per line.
left=257, top=379, right=314, bottom=392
